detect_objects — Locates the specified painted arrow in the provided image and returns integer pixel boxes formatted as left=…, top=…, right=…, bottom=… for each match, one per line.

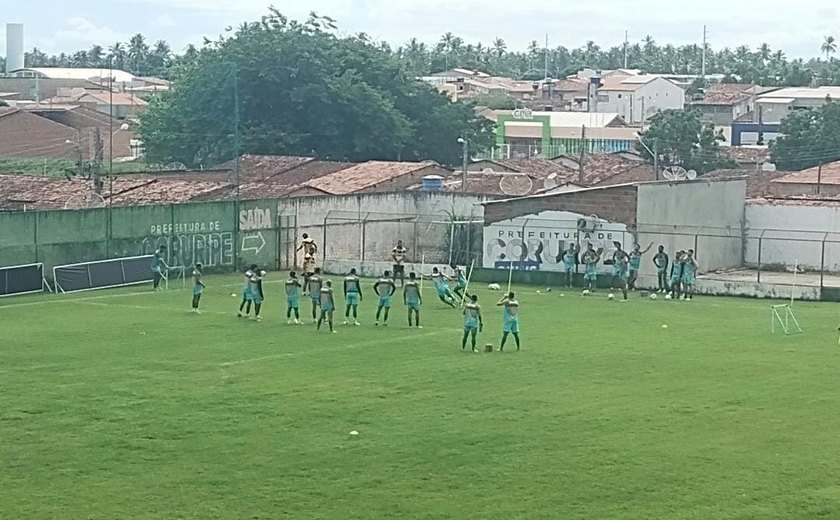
left=241, top=232, right=266, bottom=254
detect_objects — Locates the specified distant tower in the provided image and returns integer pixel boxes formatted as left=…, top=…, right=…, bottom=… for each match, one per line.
left=5, top=23, right=24, bottom=73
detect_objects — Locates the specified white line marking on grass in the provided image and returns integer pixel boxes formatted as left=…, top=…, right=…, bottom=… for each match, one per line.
left=71, top=301, right=231, bottom=316
left=219, top=329, right=454, bottom=367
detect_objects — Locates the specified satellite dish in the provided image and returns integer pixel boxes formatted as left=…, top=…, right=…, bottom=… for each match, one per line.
left=163, top=162, right=188, bottom=171
left=499, top=174, right=533, bottom=196
left=686, top=169, right=698, bottom=180
left=481, top=167, right=495, bottom=174
left=543, top=172, right=558, bottom=190
left=662, top=166, right=687, bottom=181
left=64, top=192, right=106, bottom=210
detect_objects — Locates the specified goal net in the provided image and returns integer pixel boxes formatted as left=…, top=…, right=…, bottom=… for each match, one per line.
left=53, top=255, right=155, bottom=294
left=0, top=262, right=50, bottom=297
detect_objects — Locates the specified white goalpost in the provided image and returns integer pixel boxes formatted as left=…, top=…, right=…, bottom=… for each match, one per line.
left=771, top=260, right=802, bottom=336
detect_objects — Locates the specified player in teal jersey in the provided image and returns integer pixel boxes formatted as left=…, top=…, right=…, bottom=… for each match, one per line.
left=429, top=267, right=457, bottom=308
left=374, top=271, right=396, bottom=326
left=668, top=251, right=685, bottom=299
left=452, top=267, right=468, bottom=302
left=151, top=245, right=168, bottom=291
left=681, top=249, right=698, bottom=300
left=616, top=254, right=630, bottom=301
left=249, top=269, right=265, bottom=321
left=628, top=242, right=653, bottom=290
left=317, top=280, right=337, bottom=333
left=190, top=262, right=205, bottom=314
left=238, top=264, right=258, bottom=317
left=404, top=272, right=423, bottom=328
left=581, top=244, right=601, bottom=292
left=461, top=294, right=483, bottom=352
left=308, top=268, right=323, bottom=323
left=653, top=246, right=670, bottom=293
left=611, top=243, right=629, bottom=289
left=285, top=271, right=303, bottom=324
left=343, top=268, right=363, bottom=325
left=497, top=292, right=521, bottom=351
left=562, top=243, right=579, bottom=288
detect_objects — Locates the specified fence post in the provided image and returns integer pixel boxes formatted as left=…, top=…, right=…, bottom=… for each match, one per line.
left=821, top=233, right=828, bottom=290
left=322, top=211, right=330, bottom=272
left=757, top=230, right=765, bottom=284
left=361, top=213, right=368, bottom=264
left=34, top=211, right=39, bottom=264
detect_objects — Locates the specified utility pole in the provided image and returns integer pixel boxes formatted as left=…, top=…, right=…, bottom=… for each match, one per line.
left=578, top=126, right=586, bottom=183
left=459, top=137, right=469, bottom=192
left=624, top=30, right=629, bottom=69
left=701, top=25, right=708, bottom=78
left=653, top=140, right=659, bottom=181
left=544, top=34, right=549, bottom=81
left=232, top=65, right=241, bottom=202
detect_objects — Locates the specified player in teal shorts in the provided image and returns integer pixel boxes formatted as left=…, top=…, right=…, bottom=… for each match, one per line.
left=249, top=269, right=265, bottom=321
left=308, top=268, right=323, bottom=323
left=611, top=243, right=629, bottom=289
left=237, top=264, right=257, bottom=317
left=317, top=280, right=337, bottom=333
left=190, top=262, right=205, bottom=314
left=343, top=268, right=362, bottom=325
left=453, top=267, right=468, bottom=302
left=653, top=246, right=669, bottom=293
left=461, top=294, right=483, bottom=352
left=562, top=243, right=579, bottom=288
left=616, top=255, right=630, bottom=301
left=374, top=271, right=396, bottom=326
left=497, top=292, right=521, bottom=351
left=681, top=249, right=698, bottom=300
left=429, top=267, right=457, bottom=308
left=628, top=242, right=652, bottom=290
left=285, top=271, right=303, bottom=324
left=151, top=245, right=168, bottom=291
left=404, top=272, right=423, bottom=328
left=581, top=244, right=601, bottom=292
left=668, top=251, right=685, bottom=299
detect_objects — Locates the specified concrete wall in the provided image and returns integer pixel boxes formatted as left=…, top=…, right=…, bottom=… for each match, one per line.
left=745, top=203, right=840, bottom=271
left=634, top=179, right=746, bottom=277
left=484, top=185, right=638, bottom=225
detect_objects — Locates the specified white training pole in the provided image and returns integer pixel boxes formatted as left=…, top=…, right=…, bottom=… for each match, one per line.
left=790, top=259, right=798, bottom=307
left=419, top=252, right=426, bottom=293
left=163, top=268, right=169, bottom=291
left=461, top=259, right=476, bottom=305
left=506, top=258, right=515, bottom=294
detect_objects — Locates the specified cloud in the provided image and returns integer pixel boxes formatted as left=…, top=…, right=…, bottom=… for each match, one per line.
left=153, top=14, right=177, bottom=28
left=53, top=17, right=125, bottom=47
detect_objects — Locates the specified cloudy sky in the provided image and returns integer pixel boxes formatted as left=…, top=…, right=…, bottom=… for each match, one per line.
left=1, top=0, right=837, bottom=59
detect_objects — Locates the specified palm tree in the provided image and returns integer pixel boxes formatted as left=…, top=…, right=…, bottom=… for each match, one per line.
left=758, top=43, right=771, bottom=63
left=492, top=37, right=507, bottom=58
left=88, top=45, right=105, bottom=67
left=822, top=36, right=836, bottom=60
left=127, top=33, right=150, bottom=75
left=108, top=42, right=127, bottom=71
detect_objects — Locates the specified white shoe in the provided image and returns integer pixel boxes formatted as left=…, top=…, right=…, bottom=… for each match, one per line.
left=343, top=320, right=349, bottom=325
left=417, top=325, right=424, bottom=329
left=295, top=319, right=302, bottom=325
left=195, top=309, right=202, bottom=314
left=256, top=316, right=262, bottom=321
left=332, top=330, right=338, bottom=334
left=354, top=321, right=360, bottom=326
left=287, top=319, right=293, bottom=324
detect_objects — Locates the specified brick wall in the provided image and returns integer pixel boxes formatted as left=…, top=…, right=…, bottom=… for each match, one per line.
left=484, top=185, right=638, bottom=226
left=0, top=110, right=79, bottom=160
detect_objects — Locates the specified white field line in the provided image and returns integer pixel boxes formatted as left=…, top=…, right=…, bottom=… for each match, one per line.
left=71, top=301, right=232, bottom=316
left=219, top=329, right=455, bottom=367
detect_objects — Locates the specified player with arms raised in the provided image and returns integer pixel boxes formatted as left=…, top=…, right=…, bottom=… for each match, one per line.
left=404, top=272, right=423, bottom=328
left=681, top=250, right=698, bottom=300
left=343, top=268, right=362, bottom=325
left=190, top=262, right=205, bottom=314
left=374, top=271, right=396, bottom=326
left=461, top=294, right=483, bottom=352
left=628, top=242, right=653, bottom=290
left=237, top=264, right=257, bottom=317
left=452, top=267, right=468, bottom=302
left=581, top=244, right=601, bottom=292
left=392, top=240, right=408, bottom=287
left=497, top=292, right=521, bottom=351
left=285, top=271, right=303, bottom=324
left=317, top=280, right=337, bottom=333
left=653, top=246, right=669, bottom=293
left=429, top=267, right=457, bottom=308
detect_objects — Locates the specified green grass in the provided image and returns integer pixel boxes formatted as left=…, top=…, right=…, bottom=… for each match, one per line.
left=2, top=276, right=840, bottom=519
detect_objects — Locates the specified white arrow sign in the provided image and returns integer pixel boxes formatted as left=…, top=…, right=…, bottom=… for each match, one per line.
left=241, top=232, right=266, bottom=254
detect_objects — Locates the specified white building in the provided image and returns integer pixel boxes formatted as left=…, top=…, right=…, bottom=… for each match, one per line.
left=595, top=75, right=685, bottom=125
left=756, top=86, right=840, bottom=123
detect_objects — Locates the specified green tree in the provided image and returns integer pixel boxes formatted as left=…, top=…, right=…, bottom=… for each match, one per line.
left=127, top=34, right=149, bottom=75
left=637, top=109, right=733, bottom=174
left=138, top=10, right=493, bottom=167
left=822, top=36, right=837, bottom=60
left=771, top=102, right=840, bottom=170
left=108, top=42, right=128, bottom=71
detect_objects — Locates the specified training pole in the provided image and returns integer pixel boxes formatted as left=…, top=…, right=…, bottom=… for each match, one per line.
left=419, top=252, right=426, bottom=294
left=506, top=258, right=515, bottom=294
left=791, top=259, right=798, bottom=307
left=461, top=259, right=476, bottom=306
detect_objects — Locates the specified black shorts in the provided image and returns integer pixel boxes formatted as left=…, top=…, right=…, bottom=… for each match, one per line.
left=393, top=264, right=405, bottom=274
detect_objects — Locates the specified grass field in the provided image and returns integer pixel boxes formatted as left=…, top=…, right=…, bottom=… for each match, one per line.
left=2, top=274, right=840, bottom=519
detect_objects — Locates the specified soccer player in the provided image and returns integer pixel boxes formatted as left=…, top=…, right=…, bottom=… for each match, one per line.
left=151, top=245, right=168, bottom=291
left=611, top=244, right=630, bottom=289
left=308, top=267, right=323, bottom=323
left=628, top=242, right=653, bottom=290
left=302, top=254, right=316, bottom=295
left=668, top=251, right=685, bottom=300
left=285, top=271, right=303, bottom=324
left=452, top=267, right=468, bottom=302
left=404, top=272, right=423, bottom=328
left=461, top=294, right=483, bottom=352
left=317, top=280, right=337, bottom=333
left=497, top=292, right=521, bottom=351
left=681, top=250, right=698, bottom=300
left=190, top=262, right=205, bottom=313
left=616, top=254, right=630, bottom=301
left=392, top=240, right=408, bottom=287
left=297, top=233, right=318, bottom=257
left=653, top=245, right=670, bottom=293
left=251, top=269, right=265, bottom=321
left=238, top=264, right=258, bottom=317
left=581, top=244, right=601, bottom=292
left=374, top=271, right=396, bottom=326
left=562, top=243, right=579, bottom=288
left=430, top=267, right=457, bottom=308
left=343, top=268, right=362, bottom=325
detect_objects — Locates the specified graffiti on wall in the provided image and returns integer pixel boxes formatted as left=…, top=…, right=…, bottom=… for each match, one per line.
left=239, top=207, right=271, bottom=255
left=483, top=212, right=632, bottom=272
left=142, top=219, right=234, bottom=267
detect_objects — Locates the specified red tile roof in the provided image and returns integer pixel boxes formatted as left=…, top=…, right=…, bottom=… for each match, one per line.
left=704, top=168, right=788, bottom=197
left=723, top=146, right=770, bottom=164
left=692, top=83, right=753, bottom=106
left=773, top=161, right=840, bottom=186
left=302, top=160, right=443, bottom=195
left=551, top=153, right=655, bottom=186
left=472, top=158, right=572, bottom=176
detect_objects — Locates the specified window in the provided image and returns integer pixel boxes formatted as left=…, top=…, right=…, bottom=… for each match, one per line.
left=618, top=94, right=622, bottom=99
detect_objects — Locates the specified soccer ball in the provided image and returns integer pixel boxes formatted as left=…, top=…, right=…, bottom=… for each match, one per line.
left=488, top=283, right=501, bottom=291
left=649, top=293, right=658, bottom=300
left=484, top=344, right=493, bottom=353
left=608, top=293, right=615, bottom=300
left=545, top=287, right=552, bottom=292
left=581, top=289, right=591, bottom=296
left=665, top=293, right=673, bottom=300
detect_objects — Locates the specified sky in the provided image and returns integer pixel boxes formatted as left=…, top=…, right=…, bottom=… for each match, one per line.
left=1, top=0, right=838, bottom=60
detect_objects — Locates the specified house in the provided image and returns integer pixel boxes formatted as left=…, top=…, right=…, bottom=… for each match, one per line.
left=770, top=161, right=840, bottom=197
left=9, top=67, right=141, bottom=87
left=469, top=157, right=572, bottom=176
left=0, top=107, right=87, bottom=161
left=42, top=88, right=148, bottom=119
left=24, top=105, right=135, bottom=161
left=691, top=84, right=757, bottom=125
left=595, top=75, right=685, bottom=124
left=553, top=151, right=656, bottom=186
left=485, top=109, right=638, bottom=159
left=286, top=160, right=452, bottom=196
left=756, top=86, right=840, bottom=124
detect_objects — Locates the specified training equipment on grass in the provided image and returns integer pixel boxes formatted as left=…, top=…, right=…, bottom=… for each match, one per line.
left=488, top=283, right=501, bottom=291
left=460, top=259, right=476, bottom=306
left=770, top=260, right=803, bottom=336
left=581, top=289, right=591, bottom=296
left=506, top=259, right=515, bottom=294
left=54, top=255, right=155, bottom=294
left=665, top=294, right=672, bottom=300
left=419, top=253, right=426, bottom=293
left=546, top=287, right=552, bottom=292
left=484, top=344, right=493, bottom=353
left=0, top=262, right=51, bottom=297
left=608, top=293, right=615, bottom=300
left=649, top=293, right=658, bottom=300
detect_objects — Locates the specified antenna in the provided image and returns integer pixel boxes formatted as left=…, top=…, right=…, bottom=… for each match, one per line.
left=64, top=192, right=106, bottom=210
left=499, top=174, right=533, bottom=196
left=163, top=162, right=188, bottom=171
left=543, top=172, right=558, bottom=190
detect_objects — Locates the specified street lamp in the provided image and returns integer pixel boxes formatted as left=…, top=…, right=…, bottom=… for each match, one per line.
left=457, top=137, right=468, bottom=192
left=108, top=122, right=131, bottom=204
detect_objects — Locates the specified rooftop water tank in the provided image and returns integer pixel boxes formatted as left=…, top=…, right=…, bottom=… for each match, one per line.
left=421, top=175, right=444, bottom=192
